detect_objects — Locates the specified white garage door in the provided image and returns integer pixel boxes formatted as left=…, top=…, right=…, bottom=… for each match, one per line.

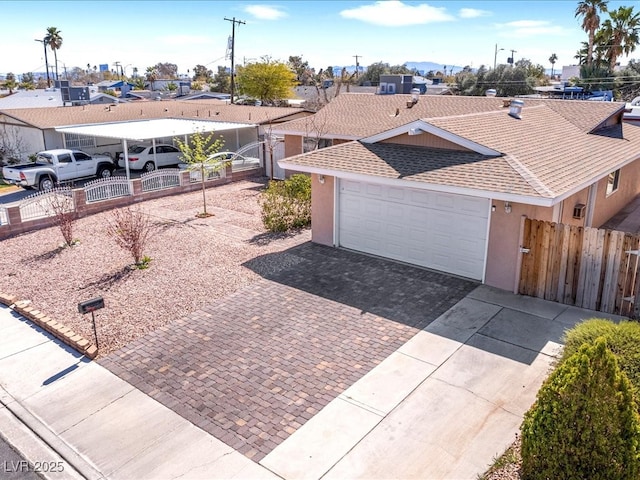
left=338, top=179, right=489, bottom=280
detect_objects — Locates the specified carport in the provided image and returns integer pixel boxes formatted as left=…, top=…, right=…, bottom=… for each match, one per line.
left=56, top=118, right=257, bottom=179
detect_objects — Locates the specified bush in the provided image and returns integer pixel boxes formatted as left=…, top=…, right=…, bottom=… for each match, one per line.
left=106, top=207, right=156, bottom=268
left=521, top=337, right=640, bottom=480
left=562, top=318, right=640, bottom=394
left=260, top=174, right=311, bottom=232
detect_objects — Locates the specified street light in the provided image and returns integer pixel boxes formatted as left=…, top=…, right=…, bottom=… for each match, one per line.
left=494, top=44, right=504, bottom=70
left=34, top=38, right=51, bottom=87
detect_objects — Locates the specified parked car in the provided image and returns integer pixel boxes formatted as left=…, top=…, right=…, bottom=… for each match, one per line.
left=2, top=149, right=114, bottom=190
left=208, top=152, right=261, bottom=171
left=178, top=152, right=261, bottom=175
left=117, top=144, right=182, bottom=172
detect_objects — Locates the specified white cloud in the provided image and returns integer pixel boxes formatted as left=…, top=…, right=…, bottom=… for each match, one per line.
left=496, top=20, right=569, bottom=37
left=244, top=5, right=287, bottom=20
left=458, top=8, right=490, bottom=19
left=340, top=1, right=454, bottom=27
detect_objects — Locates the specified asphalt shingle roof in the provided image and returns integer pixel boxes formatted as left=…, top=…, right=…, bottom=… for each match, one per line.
left=279, top=94, right=639, bottom=202
left=0, top=100, right=306, bottom=129
left=273, top=93, right=625, bottom=139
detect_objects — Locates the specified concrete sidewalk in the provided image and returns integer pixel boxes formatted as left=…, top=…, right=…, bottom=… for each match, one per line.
left=0, top=306, right=277, bottom=480
left=0, top=286, right=625, bottom=480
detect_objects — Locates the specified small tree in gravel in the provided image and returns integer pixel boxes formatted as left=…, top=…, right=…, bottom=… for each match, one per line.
left=521, top=337, right=640, bottom=480
left=106, top=207, right=155, bottom=269
left=38, top=187, right=77, bottom=247
left=174, top=129, right=226, bottom=218
left=260, top=174, right=311, bottom=232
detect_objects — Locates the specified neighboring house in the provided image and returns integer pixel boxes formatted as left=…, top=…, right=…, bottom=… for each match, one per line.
left=147, top=79, right=191, bottom=93
left=96, top=80, right=136, bottom=93
left=0, top=88, right=122, bottom=109
left=180, top=92, right=231, bottom=101
left=0, top=100, right=312, bottom=172
left=275, top=92, right=640, bottom=291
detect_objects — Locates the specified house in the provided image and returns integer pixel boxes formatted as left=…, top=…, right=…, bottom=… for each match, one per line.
left=0, top=100, right=312, bottom=175
left=274, top=92, right=640, bottom=291
left=0, top=88, right=123, bottom=109
left=96, top=80, right=136, bottom=93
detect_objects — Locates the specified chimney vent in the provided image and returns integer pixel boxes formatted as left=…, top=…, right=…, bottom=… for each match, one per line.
left=486, top=89, right=497, bottom=97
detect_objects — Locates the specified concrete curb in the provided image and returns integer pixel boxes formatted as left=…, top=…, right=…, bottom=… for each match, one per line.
left=1, top=386, right=104, bottom=480
left=0, top=292, right=97, bottom=359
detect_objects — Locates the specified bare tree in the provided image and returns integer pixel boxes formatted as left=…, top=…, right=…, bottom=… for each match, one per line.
left=106, top=207, right=156, bottom=268
left=37, top=187, right=76, bottom=246
left=301, top=112, right=330, bottom=153
left=0, top=125, right=28, bottom=165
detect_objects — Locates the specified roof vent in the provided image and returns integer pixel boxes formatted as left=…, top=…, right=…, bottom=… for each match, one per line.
left=485, top=89, right=497, bottom=97
left=509, top=99, right=524, bottom=119
left=406, top=88, right=420, bottom=108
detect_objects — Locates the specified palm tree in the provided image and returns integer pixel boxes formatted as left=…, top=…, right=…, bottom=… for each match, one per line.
left=575, top=0, right=609, bottom=66
left=44, top=27, right=63, bottom=81
left=145, top=66, right=158, bottom=91
left=549, top=53, right=558, bottom=77
left=601, top=6, right=640, bottom=73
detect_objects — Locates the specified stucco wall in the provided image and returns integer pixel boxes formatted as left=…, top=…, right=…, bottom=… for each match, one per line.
left=311, top=173, right=334, bottom=246
left=484, top=201, right=554, bottom=291
left=560, top=188, right=589, bottom=226
left=591, top=159, right=640, bottom=228
left=284, top=135, right=303, bottom=157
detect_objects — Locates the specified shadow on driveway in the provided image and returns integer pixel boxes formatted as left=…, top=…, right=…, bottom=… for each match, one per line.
left=242, top=242, right=479, bottom=330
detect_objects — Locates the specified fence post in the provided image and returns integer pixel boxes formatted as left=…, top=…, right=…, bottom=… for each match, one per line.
left=7, top=206, right=21, bottom=225
left=73, top=189, right=88, bottom=218
left=513, top=215, right=527, bottom=294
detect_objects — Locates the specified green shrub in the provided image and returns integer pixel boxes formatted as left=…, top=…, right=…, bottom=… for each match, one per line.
left=562, top=318, right=640, bottom=394
left=521, top=337, right=640, bottom=480
left=260, top=174, right=311, bottom=232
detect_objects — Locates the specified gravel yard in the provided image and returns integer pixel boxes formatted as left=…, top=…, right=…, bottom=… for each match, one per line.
left=0, top=178, right=310, bottom=356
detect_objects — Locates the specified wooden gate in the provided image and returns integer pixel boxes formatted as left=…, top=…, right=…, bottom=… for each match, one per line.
left=518, top=218, right=640, bottom=318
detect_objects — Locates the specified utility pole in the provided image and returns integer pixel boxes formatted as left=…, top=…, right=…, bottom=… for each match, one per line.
left=114, top=61, right=123, bottom=80
left=353, top=55, right=362, bottom=78
left=509, top=49, right=517, bottom=66
left=34, top=38, right=51, bottom=87
left=224, top=16, right=245, bottom=104
left=493, top=44, right=504, bottom=70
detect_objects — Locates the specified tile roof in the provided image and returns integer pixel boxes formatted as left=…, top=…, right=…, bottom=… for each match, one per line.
left=273, top=93, right=625, bottom=138
left=280, top=99, right=640, bottom=203
left=0, top=100, right=306, bottom=129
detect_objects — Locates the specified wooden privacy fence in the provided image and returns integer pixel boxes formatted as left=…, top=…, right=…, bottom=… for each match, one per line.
left=519, top=218, right=640, bottom=318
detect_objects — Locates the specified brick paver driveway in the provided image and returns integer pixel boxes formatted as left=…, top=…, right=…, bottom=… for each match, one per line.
left=100, top=243, right=476, bottom=461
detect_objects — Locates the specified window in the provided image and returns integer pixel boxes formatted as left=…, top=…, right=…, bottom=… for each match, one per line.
left=606, top=169, right=620, bottom=196
left=74, top=152, right=91, bottom=161
left=64, top=133, right=95, bottom=149
left=303, top=137, right=332, bottom=153
left=57, top=153, right=72, bottom=163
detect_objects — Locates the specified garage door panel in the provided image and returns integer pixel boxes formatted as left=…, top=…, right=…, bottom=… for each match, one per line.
left=339, top=180, right=488, bottom=280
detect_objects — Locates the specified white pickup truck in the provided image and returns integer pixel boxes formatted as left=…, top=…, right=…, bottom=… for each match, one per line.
left=2, top=149, right=115, bottom=191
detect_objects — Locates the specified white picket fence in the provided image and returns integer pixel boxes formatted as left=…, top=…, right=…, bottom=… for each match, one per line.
left=189, top=166, right=225, bottom=183
left=84, top=177, right=133, bottom=203
left=141, top=169, right=182, bottom=192
left=19, top=187, right=74, bottom=222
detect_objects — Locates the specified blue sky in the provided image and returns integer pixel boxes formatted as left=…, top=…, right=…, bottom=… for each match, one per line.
left=1, top=0, right=636, bottom=77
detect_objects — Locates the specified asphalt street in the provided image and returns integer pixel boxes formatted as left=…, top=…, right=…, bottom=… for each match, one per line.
left=0, top=434, right=41, bottom=480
